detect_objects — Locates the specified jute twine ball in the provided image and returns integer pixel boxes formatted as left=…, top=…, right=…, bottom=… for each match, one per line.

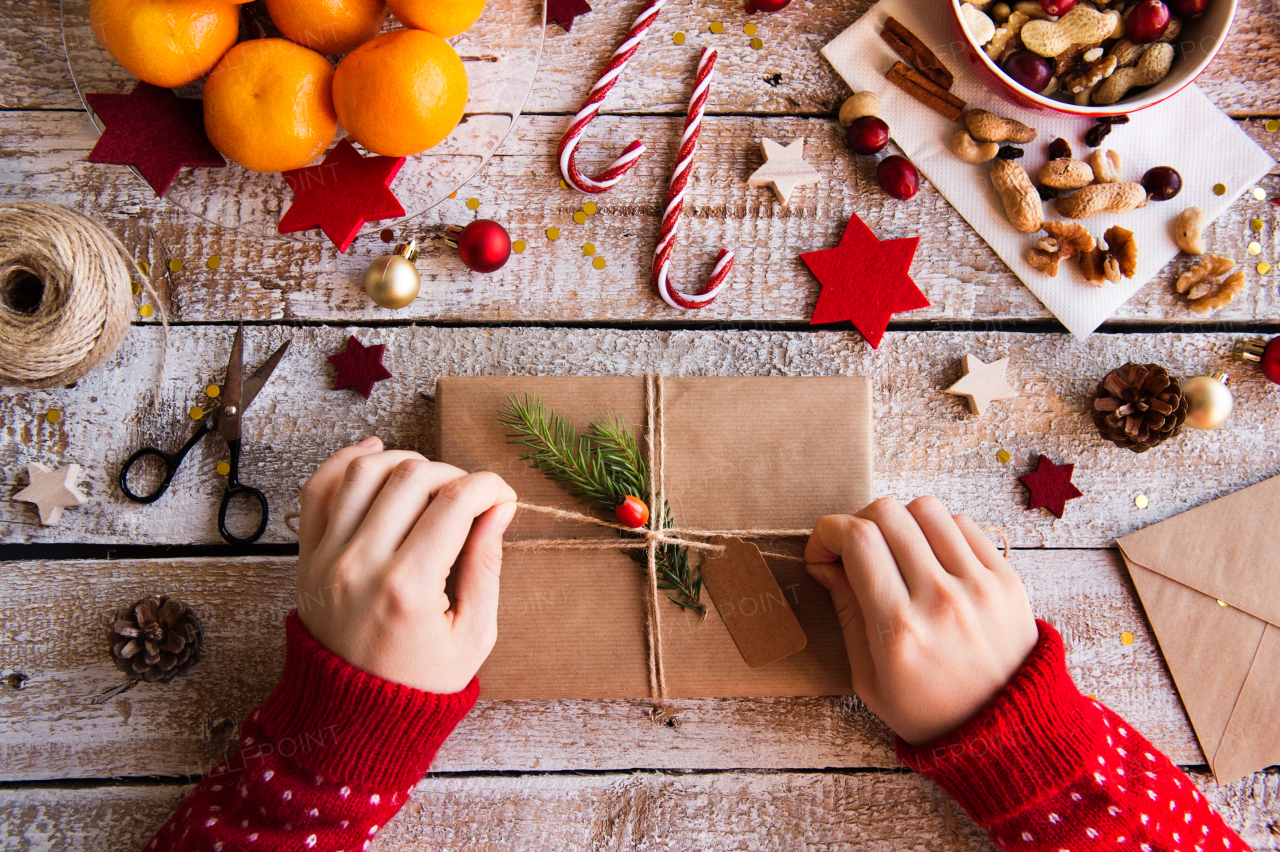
left=0, top=201, right=150, bottom=388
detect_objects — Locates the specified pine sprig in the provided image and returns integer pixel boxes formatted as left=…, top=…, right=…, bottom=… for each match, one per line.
left=499, top=394, right=704, bottom=614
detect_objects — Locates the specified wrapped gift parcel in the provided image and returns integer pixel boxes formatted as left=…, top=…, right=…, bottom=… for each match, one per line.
left=436, top=375, right=874, bottom=700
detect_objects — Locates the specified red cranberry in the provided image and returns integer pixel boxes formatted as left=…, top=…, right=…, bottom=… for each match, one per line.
left=1127, top=1, right=1171, bottom=43
left=1002, top=50, right=1053, bottom=93
left=1142, top=166, right=1183, bottom=201
left=1039, top=0, right=1077, bottom=14
left=878, top=155, right=919, bottom=200
left=846, top=116, right=890, bottom=155
left=746, top=0, right=791, bottom=11
left=1167, top=0, right=1208, bottom=17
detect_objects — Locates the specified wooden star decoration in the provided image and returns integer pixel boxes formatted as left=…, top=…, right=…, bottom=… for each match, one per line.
left=799, top=213, right=929, bottom=349
left=329, top=336, right=392, bottom=398
left=548, top=0, right=593, bottom=31
left=945, top=354, right=1019, bottom=415
left=14, top=462, right=88, bottom=525
left=85, top=83, right=226, bottom=197
left=1019, top=454, right=1083, bottom=519
left=278, top=139, right=406, bottom=253
left=748, top=138, right=820, bottom=204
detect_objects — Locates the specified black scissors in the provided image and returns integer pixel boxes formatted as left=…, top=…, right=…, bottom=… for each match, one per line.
left=120, top=325, right=289, bottom=544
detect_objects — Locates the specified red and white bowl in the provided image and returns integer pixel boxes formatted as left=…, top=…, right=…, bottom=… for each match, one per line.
left=948, top=0, right=1237, bottom=116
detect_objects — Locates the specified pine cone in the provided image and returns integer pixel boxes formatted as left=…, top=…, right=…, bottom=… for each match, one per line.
left=1091, top=363, right=1188, bottom=453
left=109, top=596, right=203, bottom=683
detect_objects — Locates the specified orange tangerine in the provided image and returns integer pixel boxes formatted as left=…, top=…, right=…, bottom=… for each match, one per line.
left=264, top=0, right=389, bottom=56
left=333, top=29, right=468, bottom=157
left=385, top=0, right=486, bottom=38
left=88, top=0, right=240, bottom=88
left=203, top=39, right=338, bottom=172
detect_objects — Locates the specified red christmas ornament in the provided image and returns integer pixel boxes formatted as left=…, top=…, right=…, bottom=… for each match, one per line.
left=446, top=219, right=512, bottom=274
left=1019, top=454, right=1083, bottom=519
left=747, top=0, right=792, bottom=12
left=615, top=495, right=650, bottom=528
left=1237, top=337, right=1280, bottom=385
left=85, top=83, right=226, bottom=197
left=328, top=336, right=393, bottom=398
left=278, top=139, right=406, bottom=253
left=548, top=0, right=593, bottom=30
left=799, top=213, right=929, bottom=349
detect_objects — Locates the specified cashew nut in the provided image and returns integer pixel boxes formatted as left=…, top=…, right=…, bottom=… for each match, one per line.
left=953, top=129, right=1000, bottom=164
left=1088, top=149, right=1122, bottom=183
left=992, top=158, right=1043, bottom=233
left=839, top=91, right=882, bottom=127
left=1054, top=182, right=1148, bottom=219
left=1092, top=43, right=1174, bottom=106
left=1039, top=158, right=1094, bottom=190
left=1021, top=6, right=1117, bottom=58
left=965, top=108, right=1038, bottom=144
left=961, top=3, right=997, bottom=45
left=1174, top=206, right=1207, bottom=255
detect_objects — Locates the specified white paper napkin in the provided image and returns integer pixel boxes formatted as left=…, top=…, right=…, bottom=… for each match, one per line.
left=822, top=0, right=1275, bottom=339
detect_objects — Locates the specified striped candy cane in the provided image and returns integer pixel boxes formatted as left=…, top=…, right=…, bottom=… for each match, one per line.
left=652, top=47, right=733, bottom=311
left=557, top=0, right=665, bottom=194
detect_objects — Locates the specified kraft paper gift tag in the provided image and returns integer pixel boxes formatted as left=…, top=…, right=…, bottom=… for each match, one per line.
left=436, top=376, right=873, bottom=699
left=1117, top=475, right=1280, bottom=784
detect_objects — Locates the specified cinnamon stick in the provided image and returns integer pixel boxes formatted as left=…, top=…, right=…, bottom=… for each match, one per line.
left=881, top=17, right=955, bottom=91
left=885, top=61, right=966, bottom=121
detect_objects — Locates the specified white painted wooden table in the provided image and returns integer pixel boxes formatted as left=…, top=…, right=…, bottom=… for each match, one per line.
left=1, top=1, right=1279, bottom=849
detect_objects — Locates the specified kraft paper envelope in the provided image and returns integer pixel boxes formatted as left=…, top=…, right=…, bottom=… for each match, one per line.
left=1117, top=475, right=1280, bottom=784
left=436, top=376, right=873, bottom=700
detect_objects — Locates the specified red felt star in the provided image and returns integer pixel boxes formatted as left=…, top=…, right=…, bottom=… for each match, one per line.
left=1019, top=454, right=1084, bottom=519
left=548, top=0, right=593, bottom=30
left=278, top=139, right=406, bottom=253
left=800, top=213, right=929, bottom=349
left=85, top=83, right=226, bottom=197
left=328, top=336, right=392, bottom=398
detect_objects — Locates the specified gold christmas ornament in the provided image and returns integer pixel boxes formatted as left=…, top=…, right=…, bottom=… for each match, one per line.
left=1182, top=372, right=1233, bottom=430
left=363, top=240, right=420, bottom=309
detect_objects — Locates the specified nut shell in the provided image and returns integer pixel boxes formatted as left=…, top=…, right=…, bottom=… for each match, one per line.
left=1038, top=158, right=1095, bottom=190
left=1055, top=182, right=1147, bottom=219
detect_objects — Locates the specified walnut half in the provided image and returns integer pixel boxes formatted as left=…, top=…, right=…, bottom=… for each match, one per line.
left=1175, top=255, right=1246, bottom=313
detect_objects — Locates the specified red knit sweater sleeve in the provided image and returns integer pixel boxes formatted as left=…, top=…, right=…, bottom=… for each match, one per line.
left=897, top=619, right=1251, bottom=852
left=141, top=610, right=479, bottom=852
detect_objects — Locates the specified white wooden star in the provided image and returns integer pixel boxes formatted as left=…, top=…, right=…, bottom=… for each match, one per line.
left=14, top=462, right=88, bottom=525
left=748, top=138, right=820, bottom=204
left=945, top=355, right=1019, bottom=415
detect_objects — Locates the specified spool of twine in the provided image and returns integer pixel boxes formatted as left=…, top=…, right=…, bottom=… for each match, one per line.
left=0, top=201, right=161, bottom=388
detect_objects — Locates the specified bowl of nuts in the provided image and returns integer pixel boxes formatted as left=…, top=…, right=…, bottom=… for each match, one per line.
left=949, top=0, right=1237, bottom=115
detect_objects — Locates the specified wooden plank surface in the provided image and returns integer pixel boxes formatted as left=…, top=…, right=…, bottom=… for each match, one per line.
left=1, top=110, right=1277, bottom=324
left=3, top=768, right=1278, bottom=852
left=3, top=327, right=1276, bottom=547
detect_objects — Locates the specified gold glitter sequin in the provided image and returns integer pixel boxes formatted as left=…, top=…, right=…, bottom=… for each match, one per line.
left=168, top=258, right=184, bottom=272
left=673, top=31, right=686, bottom=45
left=466, top=197, right=480, bottom=210
left=996, top=449, right=1011, bottom=464
left=744, top=22, right=758, bottom=35
left=206, top=256, right=221, bottom=269
left=1120, top=631, right=1134, bottom=646
left=1250, top=241, right=1262, bottom=255
left=1253, top=187, right=1267, bottom=201
left=216, top=462, right=231, bottom=476
left=1213, top=183, right=1227, bottom=196
left=559, top=179, right=569, bottom=190
left=1259, top=261, right=1273, bottom=275
left=1267, top=119, right=1279, bottom=132
left=546, top=227, right=560, bottom=240
left=583, top=202, right=598, bottom=215
left=1250, top=218, right=1264, bottom=232
left=139, top=305, right=154, bottom=318
left=1217, top=599, right=1229, bottom=607
left=138, top=260, right=150, bottom=275
left=206, top=385, right=221, bottom=398
left=45, top=410, right=61, bottom=424
left=593, top=257, right=607, bottom=270
left=1135, top=493, right=1149, bottom=509
left=513, top=240, right=527, bottom=254
left=710, top=20, right=724, bottom=33
left=750, top=37, right=764, bottom=49
left=449, top=191, right=457, bottom=199
left=573, top=211, right=587, bottom=224
left=583, top=243, right=596, bottom=256
left=189, top=406, right=204, bottom=420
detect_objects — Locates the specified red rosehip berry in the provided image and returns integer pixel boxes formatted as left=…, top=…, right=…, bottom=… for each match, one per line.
left=877, top=155, right=919, bottom=200
left=615, top=495, right=650, bottom=528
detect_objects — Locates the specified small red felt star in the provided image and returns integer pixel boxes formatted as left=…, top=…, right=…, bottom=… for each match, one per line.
left=1019, top=454, right=1084, bottom=519
left=278, top=139, right=406, bottom=253
left=800, top=213, right=929, bottom=349
left=328, top=336, right=392, bottom=398
left=548, top=0, right=593, bottom=30
left=85, top=83, right=226, bottom=197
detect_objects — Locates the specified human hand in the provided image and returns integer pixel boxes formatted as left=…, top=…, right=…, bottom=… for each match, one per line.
left=804, top=496, right=1038, bottom=746
left=295, top=437, right=518, bottom=694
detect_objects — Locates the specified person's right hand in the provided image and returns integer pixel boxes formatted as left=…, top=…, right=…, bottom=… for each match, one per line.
left=804, top=496, right=1038, bottom=746
left=295, top=437, right=518, bottom=694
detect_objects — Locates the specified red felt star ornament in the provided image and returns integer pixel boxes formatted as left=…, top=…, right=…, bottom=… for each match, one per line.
left=329, top=336, right=392, bottom=398
left=278, top=139, right=406, bottom=253
left=800, top=213, right=929, bottom=349
left=85, top=83, right=226, bottom=197
left=548, top=0, right=593, bottom=30
left=1019, top=454, right=1084, bottom=518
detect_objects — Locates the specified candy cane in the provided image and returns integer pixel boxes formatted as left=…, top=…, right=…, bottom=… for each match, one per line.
left=557, top=0, right=665, bottom=194
left=652, top=47, right=733, bottom=311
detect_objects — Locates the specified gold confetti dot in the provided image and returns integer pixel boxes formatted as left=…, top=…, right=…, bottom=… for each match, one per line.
left=206, top=385, right=221, bottom=398
left=1213, top=183, right=1227, bottom=196
left=466, top=197, right=480, bottom=210
left=1217, top=599, right=1229, bottom=607
left=673, top=31, right=686, bottom=45
left=710, top=20, right=724, bottom=33
left=1251, top=218, right=1264, bottom=231
left=189, top=406, right=204, bottom=420
left=593, top=257, right=607, bottom=270
left=139, top=304, right=154, bottom=318
left=45, top=409, right=61, bottom=424
left=573, top=211, right=587, bottom=224
left=206, top=256, right=221, bottom=269
left=1085, top=694, right=1097, bottom=700
left=583, top=243, right=596, bottom=256
left=449, top=191, right=457, bottom=199
left=1250, top=241, right=1263, bottom=255
left=512, top=240, right=527, bottom=254
left=1120, top=631, right=1135, bottom=646
left=546, top=227, right=560, bottom=240
left=1253, top=187, right=1267, bottom=201
left=744, top=22, right=758, bottom=35
left=1259, top=261, right=1273, bottom=275
left=559, top=179, right=569, bottom=190
left=168, top=258, right=184, bottom=272
left=583, top=201, right=598, bottom=215
left=750, top=36, right=764, bottom=50
left=138, top=260, right=150, bottom=275
left=996, top=449, right=1011, bottom=464
left=216, top=462, right=231, bottom=476
left=1135, top=493, right=1149, bottom=509
left=1267, top=119, right=1279, bottom=132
